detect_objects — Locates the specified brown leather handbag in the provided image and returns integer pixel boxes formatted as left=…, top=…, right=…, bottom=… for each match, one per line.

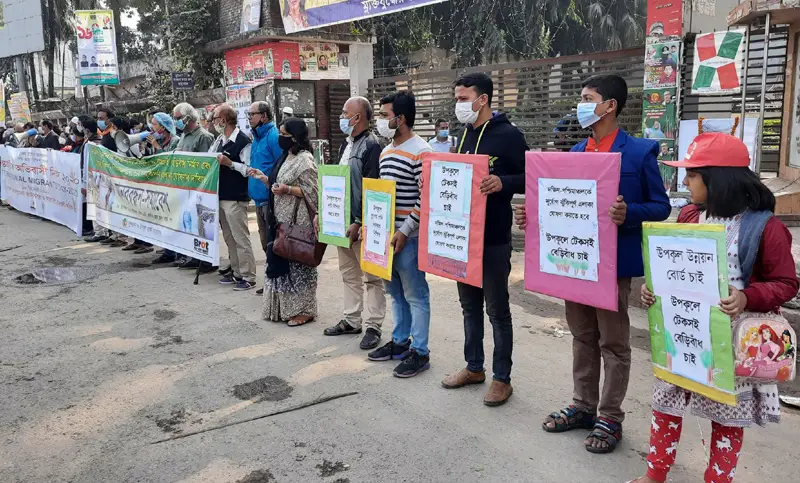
left=273, top=195, right=326, bottom=267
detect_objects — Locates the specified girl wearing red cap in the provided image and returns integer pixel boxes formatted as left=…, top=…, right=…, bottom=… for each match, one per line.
left=630, top=133, right=799, bottom=483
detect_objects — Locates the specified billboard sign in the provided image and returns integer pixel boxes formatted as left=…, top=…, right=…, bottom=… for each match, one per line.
left=0, top=0, right=46, bottom=57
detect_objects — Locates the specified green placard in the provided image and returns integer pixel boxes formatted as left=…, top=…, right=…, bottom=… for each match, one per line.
left=642, top=222, right=736, bottom=405
left=317, top=164, right=351, bottom=248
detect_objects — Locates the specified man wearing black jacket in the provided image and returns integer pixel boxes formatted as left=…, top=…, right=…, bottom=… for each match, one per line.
left=441, top=73, right=528, bottom=407
left=35, top=120, right=62, bottom=150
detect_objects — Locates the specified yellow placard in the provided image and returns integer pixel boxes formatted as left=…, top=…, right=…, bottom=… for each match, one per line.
left=360, top=178, right=396, bottom=280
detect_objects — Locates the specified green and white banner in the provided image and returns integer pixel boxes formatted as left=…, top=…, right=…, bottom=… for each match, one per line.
left=86, top=144, right=220, bottom=264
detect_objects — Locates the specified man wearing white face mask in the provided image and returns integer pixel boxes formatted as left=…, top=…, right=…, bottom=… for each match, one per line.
left=441, top=73, right=528, bottom=407
left=321, top=96, right=386, bottom=350
left=515, top=74, right=670, bottom=455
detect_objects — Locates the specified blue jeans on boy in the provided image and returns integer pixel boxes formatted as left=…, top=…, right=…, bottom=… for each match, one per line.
left=385, top=236, right=431, bottom=355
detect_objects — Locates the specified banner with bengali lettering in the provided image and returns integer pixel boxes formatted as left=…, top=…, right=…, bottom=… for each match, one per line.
left=317, top=164, right=351, bottom=248
left=524, top=151, right=620, bottom=311
left=280, top=0, right=449, bottom=34
left=85, top=144, right=220, bottom=264
left=643, top=222, right=736, bottom=406
left=360, top=178, right=395, bottom=281
left=418, top=152, right=488, bottom=287
left=0, top=146, right=83, bottom=235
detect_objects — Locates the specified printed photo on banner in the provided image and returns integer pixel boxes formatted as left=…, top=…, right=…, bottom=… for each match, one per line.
left=224, top=42, right=299, bottom=85
left=692, top=28, right=746, bottom=95
left=524, top=151, right=621, bottom=311
left=0, top=146, right=83, bottom=235
left=418, top=153, right=488, bottom=287
left=644, top=40, right=681, bottom=89
left=280, top=0, right=448, bottom=34
left=646, top=0, right=683, bottom=41
left=642, top=88, right=677, bottom=140
left=8, top=92, right=31, bottom=123
left=85, top=144, right=221, bottom=264
left=241, top=0, right=261, bottom=33
left=656, top=139, right=677, bottom=191
left=643, top=222, right=736, bottom=406
left=75, top=10, right=120, bottom=86
left=360, top=178, right=395, bottom=281
left=317, top=164, right=350, bottom=248
left=299, top=42, right=341, bottom=80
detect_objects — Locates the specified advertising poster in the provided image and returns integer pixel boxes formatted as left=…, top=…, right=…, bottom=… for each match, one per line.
left=524, top=151, right=621, bottom=311
left=646, top=0, right=684, bottom=40
left=85, top=144, right=221, bottom=265
left=317, top=164, right=351, bottom=248
left=8, top=92, right=31, bottom=123
left=643, top=222, right=736, bottom=406
left=418, top=153, right=488, bottom=287
left=225, top=85, right=252, bottom=135
left=692, top=28, right=746, bottom=95
left=642, top=88, right=678, bottom=140
left=280, top=0, right=447, bottom=34
left=224, top=42, right=299, bottom=86
left=299, top=42, right=340, bottom=80
left=656, top=139, right=678, bottom=191
left=360, top=178, right=395, bottom=281
left=0, top=146, right=83, bottom=235
left=0, top=80, right=5, bottom=128
left=240, top=0, right=262, bottom=33
left=75, top=10, right=120, bottom=86
left=645, top=40, right=681, bottom=89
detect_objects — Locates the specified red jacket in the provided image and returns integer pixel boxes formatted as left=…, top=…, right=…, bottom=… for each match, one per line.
left=678, top=205, right=799, bottom=312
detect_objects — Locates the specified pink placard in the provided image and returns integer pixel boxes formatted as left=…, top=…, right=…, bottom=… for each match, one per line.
left=419, top=152, right=489, bottom=287
left=524, top=151, right=621, bottom=311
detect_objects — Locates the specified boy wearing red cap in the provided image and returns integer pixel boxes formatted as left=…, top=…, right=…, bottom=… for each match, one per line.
left=516, top=74, right=671, bottom=453
left=629, top=133, right=798, bottom=483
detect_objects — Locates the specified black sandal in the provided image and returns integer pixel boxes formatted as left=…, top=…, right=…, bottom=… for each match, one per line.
left=542, top=405, right=596, bottom=433
left=323, top=320, right=362, bottom=336
left=585, top=418, right=622, bottom=454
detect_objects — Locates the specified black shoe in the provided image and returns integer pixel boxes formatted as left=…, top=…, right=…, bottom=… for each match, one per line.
left=368, top=340, right=410, bottom=362
left=84, top=235, right=109, bottom=243
left=219, top=266, right=232, bottom=276
left=393, top=350, right=431, bottom=378
left=134, top=246, right=154, bottom=254
left=178, top=258, right=201, bottom=270
left=359, top=328, right=381, bottom=350
left=198, top=263, right=217, bottom=274
left=172, top=256, right=188, bottom=268
left=323, top=320, right=362, bottom=336
left=256, top=287, right=264, bottom=295
left=152, top=253, right=177, bottom=265
left=99, top=238, right=115, bottom=245
left=82, top=230, right=94, bottom=237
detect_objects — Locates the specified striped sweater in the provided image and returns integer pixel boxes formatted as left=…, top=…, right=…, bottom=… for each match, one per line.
left=379, top=134, right=432, bottom=237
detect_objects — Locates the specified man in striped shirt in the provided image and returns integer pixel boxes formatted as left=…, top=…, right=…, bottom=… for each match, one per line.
left=367, top=91, right=433, bottom=378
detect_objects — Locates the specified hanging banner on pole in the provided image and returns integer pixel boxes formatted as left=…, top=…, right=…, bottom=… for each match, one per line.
left=360, top=178, right=395, bottom=281
left=75, top=10, right=120, bottom=86
left=0, top=80, right=6, bottom=128
left=524, top=151, right=621, bottom=311
left=317, top=164, right=351, bottom=248
left=85, top=144, right=220, bottom=264
left=692, top=28, right=746, bottom=95
left=279, top=0, right=448, bottom=34
left=240, top=0, right=262, bottom=33
left=643, top=222, right=736, bottom=406
left=418, top=152, right=488, bottom=287
left=0, top=146, right=83, bottom=235
left=8, top=92, right=32, bottom=123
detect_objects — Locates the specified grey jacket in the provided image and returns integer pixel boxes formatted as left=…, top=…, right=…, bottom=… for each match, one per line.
left=338, top=130, right=381, bottom=224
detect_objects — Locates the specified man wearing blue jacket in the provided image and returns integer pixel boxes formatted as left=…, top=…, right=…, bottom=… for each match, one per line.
left=245, top=101, right=282, bottom=294
left=516, top=74, right=670, bottom=455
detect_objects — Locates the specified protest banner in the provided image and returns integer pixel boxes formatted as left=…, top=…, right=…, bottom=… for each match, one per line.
left=85, top=144, right=220, bottom=265
left=279, top=0, right=447, bottom=34
left=317, top=164, right=350, bottom=248
left=360, top=178, right=395, bottom=281
left=8, top=92, right=31, bottom=123
left=524, top=151, right=620, bottom=311
left=643, top=222, right=736, bottom=406
left=224, top=42, right=299, bottom=85
left=0, top=146, right=83, bottom=235
left=75, top=10, right=120, bottom=86
left=418, top=152, right=488, bottom=287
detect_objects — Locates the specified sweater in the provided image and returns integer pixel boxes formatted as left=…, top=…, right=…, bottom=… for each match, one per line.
left=379, top=134, right=432, bottom=237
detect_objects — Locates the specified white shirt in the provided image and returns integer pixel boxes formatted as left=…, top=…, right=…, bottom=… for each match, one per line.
left=339, top=136, right=353, bottom=166
left=429, top=136, right=455, bottom=153
left=209, top=127, right=251, bottom=177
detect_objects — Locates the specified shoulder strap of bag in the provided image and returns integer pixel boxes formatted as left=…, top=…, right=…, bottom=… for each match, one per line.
left=739, top=210, right=773, bottom=286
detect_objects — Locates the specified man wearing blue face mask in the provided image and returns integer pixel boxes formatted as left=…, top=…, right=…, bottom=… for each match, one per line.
left=516, top=74, right=670, bottom=455
left=320, top=96, right=386, bottom=351
left=96, top=108, right=118, bottom=152
left=428, top=118, right=455, bottom=153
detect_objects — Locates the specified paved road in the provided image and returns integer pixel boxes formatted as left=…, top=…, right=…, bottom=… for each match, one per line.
left=0, top=208, right=797, bottom=483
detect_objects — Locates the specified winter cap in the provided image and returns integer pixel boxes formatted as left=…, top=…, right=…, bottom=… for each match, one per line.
left=663, top=133, right=750, bottom=169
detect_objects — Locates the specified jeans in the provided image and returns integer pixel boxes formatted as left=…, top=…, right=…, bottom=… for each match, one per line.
left=457, top=243, right=513, bottom=383
left=384, top=236, right=431, bottom=355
